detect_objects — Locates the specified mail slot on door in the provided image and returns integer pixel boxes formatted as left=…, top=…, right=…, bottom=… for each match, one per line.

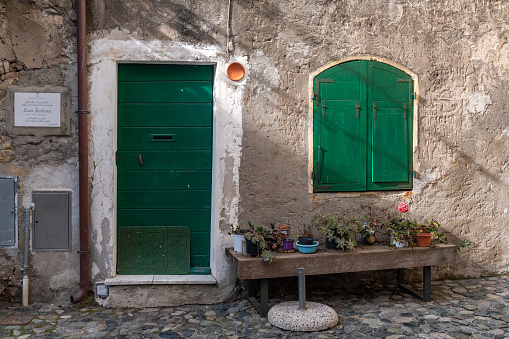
left=32, top=190, right=71, bottom=251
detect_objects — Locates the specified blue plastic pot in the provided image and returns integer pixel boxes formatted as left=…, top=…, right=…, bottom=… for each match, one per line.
left=296, top=241, right=319, bottom=254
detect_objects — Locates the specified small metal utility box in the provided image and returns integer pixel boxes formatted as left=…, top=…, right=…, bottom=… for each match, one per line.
left=0, top=176, right=17, bottom=247
left=32, top=190, right=72, bottom=251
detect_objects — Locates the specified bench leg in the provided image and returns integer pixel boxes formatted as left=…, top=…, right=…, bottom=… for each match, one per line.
left=397, top=268, right=405, bottom=285
left=423, top=266, right=431, bottom=302
left=397, top=266, right=432, bottom=302
left=247, top=279, right=256, bottom=298
left=260, top=278, right=269, bottom=317
left=246, top=279, right=269, bottom=317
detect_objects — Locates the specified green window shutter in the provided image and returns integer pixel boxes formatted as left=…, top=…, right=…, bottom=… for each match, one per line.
left=313, top=61, right=367, bottom=192
left=313, top=60, right=413, bottom=192
left=367, top=62, right=413, bottom=190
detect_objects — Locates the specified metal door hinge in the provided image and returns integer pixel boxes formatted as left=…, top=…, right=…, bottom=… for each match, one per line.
left=314, top=79, right=335, bottom=106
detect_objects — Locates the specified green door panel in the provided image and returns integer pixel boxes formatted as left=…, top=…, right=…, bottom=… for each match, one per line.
left=117, top=209, right=210, bottom=232
left=314, top=60, right=413, bottom=192
left=117, top=64, right=213, bottom=274
left=117, top=226, right=190, bottom=275
left=118, top=103, right=212, bottom=127
left=191, top=255, right=211, bottom=268
left=190, top=232, right=210, bottom=255
left=116, top=151, right=211, bottom=170
left=118, top=64, right=213, bottom=82
left=117, top=171, right=211, bottom=190
left=118, top=82, right=212, bottom=103
left=117, top=190, right=211, bottom=209
left=117, top=127, right=212, bottom=151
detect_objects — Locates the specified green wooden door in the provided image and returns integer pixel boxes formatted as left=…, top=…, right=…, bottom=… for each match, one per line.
left=313, top=60, right=413, bottom=192
left=116, top=64, right=213, bottom=275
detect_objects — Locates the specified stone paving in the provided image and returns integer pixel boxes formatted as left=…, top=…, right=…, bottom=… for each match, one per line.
left=1, top=276, right=509, bottom=338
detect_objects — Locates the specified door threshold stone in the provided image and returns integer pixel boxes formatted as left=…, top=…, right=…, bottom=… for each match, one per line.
left=105, top=275, right=216, bottom=286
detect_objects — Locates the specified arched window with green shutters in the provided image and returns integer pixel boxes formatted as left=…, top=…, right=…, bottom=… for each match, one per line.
left=312, top=60, right=414, bottom=192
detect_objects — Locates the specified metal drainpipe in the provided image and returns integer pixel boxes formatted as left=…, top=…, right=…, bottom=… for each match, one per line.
left=71, top=0, right=90, bottom=303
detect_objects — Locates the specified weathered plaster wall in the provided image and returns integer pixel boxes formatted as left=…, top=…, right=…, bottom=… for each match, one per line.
left=229, top=0, right=509, bottom=278
left=3, top=0, right=508, bottom=304
left=87, top=34, right=243, bottom=306
left=0, top=0, right=79, bottom=303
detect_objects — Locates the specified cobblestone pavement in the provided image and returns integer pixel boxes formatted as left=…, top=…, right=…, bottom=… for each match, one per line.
left=1, top=276, right=509, bottom=338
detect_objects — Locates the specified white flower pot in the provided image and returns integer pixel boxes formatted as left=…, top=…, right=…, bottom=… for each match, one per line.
left=233, top=233, right=245, bottom=253
left=392, top=238, right=407, bottom=248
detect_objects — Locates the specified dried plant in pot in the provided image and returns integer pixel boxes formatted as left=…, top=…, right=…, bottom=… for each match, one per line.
left=296, top=219, right=314, bottom=245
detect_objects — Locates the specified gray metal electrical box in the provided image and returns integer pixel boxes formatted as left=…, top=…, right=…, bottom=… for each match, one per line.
left=32, top=190, right=71, bottom=251
left=0, top=176, right=17, bottom=247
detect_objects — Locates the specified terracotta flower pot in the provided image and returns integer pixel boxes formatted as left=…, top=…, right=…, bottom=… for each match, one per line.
left=416, top=233, right=432, bottom=247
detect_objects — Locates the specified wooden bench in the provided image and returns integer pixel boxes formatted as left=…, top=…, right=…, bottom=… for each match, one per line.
left=226, top=243, right=457, bottom=317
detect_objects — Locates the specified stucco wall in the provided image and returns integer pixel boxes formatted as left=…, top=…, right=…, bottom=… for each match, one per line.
left=230, top=0, right=509, bottom=278
left=0, top=0, right=79, bottom=303
left=90, top=0, right=509, bottom=291
left=2, top=0, right=509, bottom=304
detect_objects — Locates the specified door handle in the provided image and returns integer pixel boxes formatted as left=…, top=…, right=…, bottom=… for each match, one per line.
left=138, top=153, right=145, bottom=168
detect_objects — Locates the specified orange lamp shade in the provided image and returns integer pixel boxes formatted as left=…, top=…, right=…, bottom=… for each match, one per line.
left=226, top=62, right=245, bottom=81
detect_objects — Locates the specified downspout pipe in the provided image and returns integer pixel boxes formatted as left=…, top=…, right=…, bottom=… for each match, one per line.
left=22, top=203, right=34, bottom=306
left=71, top=0, right=90, bottom=303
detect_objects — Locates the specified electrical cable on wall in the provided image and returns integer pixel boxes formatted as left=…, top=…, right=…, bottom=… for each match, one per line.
left=226, top=0, right=231, bottom=61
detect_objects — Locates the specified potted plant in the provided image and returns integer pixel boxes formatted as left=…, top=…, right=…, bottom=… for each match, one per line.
left=278, top=217, right=294, bottom=251
left=296, top=219, right=314, bottom=245
left=228, top=223, right=246, bottom=253
left=387, top=202, right=414, bottom=248
left=360, top=217, right=378, bottom=245
left=414, top=220, right=440, bottom=247
left=314, top=211, right=361, bottom=250
left=244, top=221, right=266, bottom=256
left=244, top=222, right=279, bottom=256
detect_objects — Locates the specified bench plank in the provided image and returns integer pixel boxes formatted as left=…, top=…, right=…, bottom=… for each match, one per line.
left=226, top=244, right=457, bottom=280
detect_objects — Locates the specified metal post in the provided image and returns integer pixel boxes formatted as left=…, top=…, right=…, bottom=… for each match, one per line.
left=298, top=268, right=306, bottom=310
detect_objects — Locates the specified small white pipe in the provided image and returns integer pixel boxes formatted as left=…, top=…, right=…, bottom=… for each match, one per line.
left=22, top=276, right=29, bottom=306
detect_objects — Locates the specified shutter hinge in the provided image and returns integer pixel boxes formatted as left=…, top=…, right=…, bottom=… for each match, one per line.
left=413, top=92, right=416, bottom=100
left=311, top=171, right=315, bottom=179
left=314, top=79, right=335, bottom=106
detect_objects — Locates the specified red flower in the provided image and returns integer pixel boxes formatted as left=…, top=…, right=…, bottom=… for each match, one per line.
left=398, top=202, right=409, bottom=213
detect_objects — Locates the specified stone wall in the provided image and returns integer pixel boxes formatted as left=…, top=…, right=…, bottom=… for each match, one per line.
left=0, top=0, right=79, bottom=303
